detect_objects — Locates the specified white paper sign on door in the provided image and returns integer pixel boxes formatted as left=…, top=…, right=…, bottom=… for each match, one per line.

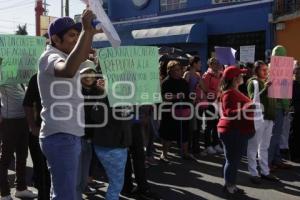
left=240, top=45, right=255, bottom=63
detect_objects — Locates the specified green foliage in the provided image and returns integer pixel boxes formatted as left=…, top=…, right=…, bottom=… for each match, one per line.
left=15, top=24, right=28, bottom=35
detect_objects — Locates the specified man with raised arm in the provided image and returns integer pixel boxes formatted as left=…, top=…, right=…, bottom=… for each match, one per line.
left=38, top=10, right=101, bottom=200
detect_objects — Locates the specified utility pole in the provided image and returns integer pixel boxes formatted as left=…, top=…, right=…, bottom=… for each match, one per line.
left=65, top=0, right=69, bottom=16
left=61, top=0, right=64, bottom=17
left=43, top=0, right=49, bottom=15
left=35, top=0, right=45, bottom=36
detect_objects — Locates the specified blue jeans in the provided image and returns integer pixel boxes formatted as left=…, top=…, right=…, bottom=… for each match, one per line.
left=40, top=133, right=81, bottom=200
left=76, top=139, right=93, bottom=200
left=269, top=109, right=284, bottom=165
left=94, top=146, right=127, bottom=200
left=219, top=130, right=249, bottom=186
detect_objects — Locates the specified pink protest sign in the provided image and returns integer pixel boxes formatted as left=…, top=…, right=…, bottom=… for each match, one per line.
left=268, top=56, right=294, bottom=99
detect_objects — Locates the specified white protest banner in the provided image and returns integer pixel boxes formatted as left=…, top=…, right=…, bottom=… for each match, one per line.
left=98, top=46, right=161, bottom=107
left=0, top=35, right=45, bottom=85
left=82, top=0, right=121, bottom=47
left=268, top=56, right=294, bottom=99
left=240, top=45, right=255, bottom=63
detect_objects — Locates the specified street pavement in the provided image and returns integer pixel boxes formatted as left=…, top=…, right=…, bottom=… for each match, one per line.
left=8, top=142, right=300, bottom=200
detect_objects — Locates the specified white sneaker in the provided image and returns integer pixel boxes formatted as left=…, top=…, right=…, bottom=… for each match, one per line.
left=1, top=195, right=13, bottom=200
left=207, top=146, right=217, bottom=154
left=15, top=189, right=38, bottom=199
left=214, top=144, right=224, bottom=153
left=160, top=154, right=170, bottom=162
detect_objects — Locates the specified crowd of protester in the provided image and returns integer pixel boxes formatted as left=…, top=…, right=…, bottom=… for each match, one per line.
left=0, top=9, right=300, bottom=200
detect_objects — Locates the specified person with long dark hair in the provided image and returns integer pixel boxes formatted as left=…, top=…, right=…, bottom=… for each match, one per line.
left=268, top=45, right=292, bottom=170
left=183, top=56, right=206, bottom=154
left=218, top=66, right=254, bottom=196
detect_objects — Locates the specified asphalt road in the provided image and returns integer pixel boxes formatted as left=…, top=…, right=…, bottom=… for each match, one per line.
left=7, top=142, right=300, bottom=200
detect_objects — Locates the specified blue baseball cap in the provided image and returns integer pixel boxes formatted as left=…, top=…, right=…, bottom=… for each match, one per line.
left=48, top=17, right=82, bottom=38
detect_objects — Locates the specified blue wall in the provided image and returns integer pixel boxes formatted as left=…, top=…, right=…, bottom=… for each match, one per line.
left=96, top=0, right=274, bottom=68
left=111, top=2, right=272, bottom=35
left=108, top=0, right=267, bottom=21
left=109, top=0, right=159, bottom=21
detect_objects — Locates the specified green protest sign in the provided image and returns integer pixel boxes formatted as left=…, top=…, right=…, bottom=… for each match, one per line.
left=0, top=34, right=45, bottom=85
left=98, top=46, right=162, bottom=106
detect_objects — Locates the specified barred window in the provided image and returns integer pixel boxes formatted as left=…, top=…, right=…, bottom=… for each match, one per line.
left=160, top=0, right=188, bottom=12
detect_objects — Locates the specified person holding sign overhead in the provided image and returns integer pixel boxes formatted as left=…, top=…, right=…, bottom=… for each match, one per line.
left=268, top=46, right=293, bottom=171
left=37, top=9, right=102, bottom=200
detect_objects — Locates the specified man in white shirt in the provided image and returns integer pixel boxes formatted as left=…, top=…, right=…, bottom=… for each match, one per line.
left=38, top=10, right=101, bottom=200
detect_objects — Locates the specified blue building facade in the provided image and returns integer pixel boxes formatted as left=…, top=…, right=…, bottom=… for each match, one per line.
left=94, top=0, right=274, bottom=69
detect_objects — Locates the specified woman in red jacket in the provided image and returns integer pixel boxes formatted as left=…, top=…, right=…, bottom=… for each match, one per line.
left=218, top=66, right=255, bottom=195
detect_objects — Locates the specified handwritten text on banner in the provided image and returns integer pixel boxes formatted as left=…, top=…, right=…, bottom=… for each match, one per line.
left=0, top=35, right=45, bottom=85
left=268, top=56, right=294, bottom=99
left=98, top=46, right=161, bottom=106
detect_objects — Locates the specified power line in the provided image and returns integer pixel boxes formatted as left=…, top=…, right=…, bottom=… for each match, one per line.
left=0, top=1, right=35, bottom=11
left=0, top=0, right=28, bottom=3
left=0, top=25, right=32, bottom=33
left=0, top=2, right=35, bottom=11
left=0, top=0, right=34, bottom=7
left=0, top=23, right=35, bottom=27
left=0, top=4, right=34, bottom=14
left=0, top=19, right=34, bottom=26
left=0, top=31, right=14, bottom=34
left=0, top=24, right=14, bottom=29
